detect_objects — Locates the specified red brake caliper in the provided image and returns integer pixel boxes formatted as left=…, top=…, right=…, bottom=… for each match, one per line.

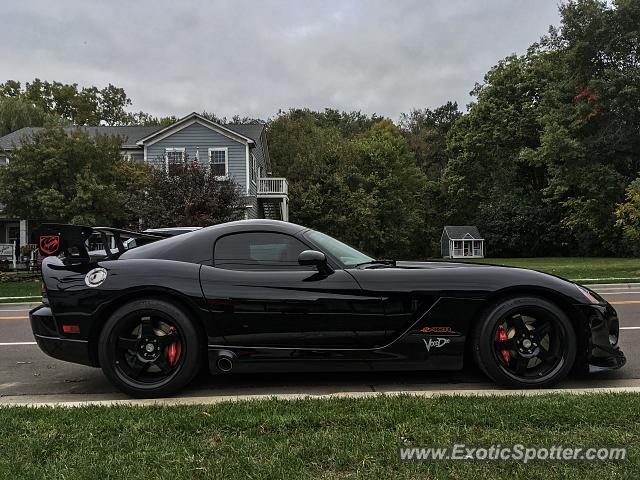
left=496, top=326, right=511, bottom=364
left=166, top=326, right=182, bottom=367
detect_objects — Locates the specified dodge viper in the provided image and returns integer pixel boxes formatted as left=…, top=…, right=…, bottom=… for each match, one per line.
left=29, top=220, right=625, bottom=397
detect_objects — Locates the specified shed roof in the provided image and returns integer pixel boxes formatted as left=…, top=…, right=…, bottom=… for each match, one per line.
left=443, top=225, right=483, bottom=240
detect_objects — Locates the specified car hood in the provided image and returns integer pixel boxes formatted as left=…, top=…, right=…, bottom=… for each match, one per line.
left=348, top=261, right=586, bottom=304
left=393, top=260, right=488, bottom=269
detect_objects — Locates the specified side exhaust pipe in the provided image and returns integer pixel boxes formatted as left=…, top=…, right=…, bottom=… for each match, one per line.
left=217, top=356, right=233, bottom=372
left=215, top=351, right=235, bottom=373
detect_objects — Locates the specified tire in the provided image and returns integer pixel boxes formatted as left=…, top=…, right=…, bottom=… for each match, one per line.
left=98, top=298, right=202, bottom=398
left=471, top=296, right=576, bottom=388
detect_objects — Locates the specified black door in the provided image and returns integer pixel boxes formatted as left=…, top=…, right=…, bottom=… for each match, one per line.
left=199, top=231, right=385, bottom=348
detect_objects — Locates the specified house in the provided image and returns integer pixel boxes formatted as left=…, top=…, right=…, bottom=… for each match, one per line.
left=0, top=112, right=288, bottom=253
left=441, top=225, right=484, bottom=258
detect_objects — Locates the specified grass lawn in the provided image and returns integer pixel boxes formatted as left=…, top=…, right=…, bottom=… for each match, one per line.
left=0, top=394, right=637, bottom=479
left=452, top=257, right=640, bottom=283
left=0, top=279, right=40, bottom=300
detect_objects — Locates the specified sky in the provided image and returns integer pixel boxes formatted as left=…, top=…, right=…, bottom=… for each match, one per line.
left=1, top=0, right=562, bottom=121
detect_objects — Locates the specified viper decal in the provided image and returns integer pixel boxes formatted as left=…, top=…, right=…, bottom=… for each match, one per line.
left=39, top=235, right=60, bottom=255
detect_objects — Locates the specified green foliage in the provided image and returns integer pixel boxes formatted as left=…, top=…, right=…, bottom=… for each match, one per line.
left=0, top=79, right=155, bottom=127
left=129, top=111, right=179, bottom=126
left=399, top=101, right=461, bottom=179
left=2, top=1, right=638, bottom=258
left=15, top=79, right=133, bottom=125
left=615, top=178, right=640, bottom=255
left=269, top=111, right=428, bottom=258
left=136, top=158, right=244, bottom=229
left=0, top=97, right=58, bottom=137
left=441, top=0, right=640, bottom=256
left=0, top=124, right=150, bottom=226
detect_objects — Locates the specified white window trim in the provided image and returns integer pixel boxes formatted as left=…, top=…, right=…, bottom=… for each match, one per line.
left=164, top=147, right=185, bottom=171
left=208, top=147, right=229, bottom=179
left=250, top=154, right=257, bottom=185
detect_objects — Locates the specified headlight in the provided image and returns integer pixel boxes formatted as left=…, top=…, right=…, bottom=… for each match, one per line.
left=576, top=284, right=602, bottom=304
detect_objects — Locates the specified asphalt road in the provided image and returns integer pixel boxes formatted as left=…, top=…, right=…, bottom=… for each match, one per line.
left=1, top=284, right=639, bottom=401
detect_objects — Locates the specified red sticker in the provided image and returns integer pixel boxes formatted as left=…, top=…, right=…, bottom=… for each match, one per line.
left=39, top=235, right=60, bottom=255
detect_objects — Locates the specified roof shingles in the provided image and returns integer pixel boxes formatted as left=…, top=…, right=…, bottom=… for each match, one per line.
left=0, top=122, right=266, bottom=153
left=444, top=225, right=482, bottom=239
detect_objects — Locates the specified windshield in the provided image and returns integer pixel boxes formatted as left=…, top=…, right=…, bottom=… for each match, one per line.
left=307, top=230, right=374, bottom=267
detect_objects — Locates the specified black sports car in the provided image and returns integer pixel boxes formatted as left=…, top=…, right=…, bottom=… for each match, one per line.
left=29, top=220, right=625, bottom=397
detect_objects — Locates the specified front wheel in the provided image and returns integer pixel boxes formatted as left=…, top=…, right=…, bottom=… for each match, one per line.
left=472, top=296, right=576, bottom=388
left=98, top=299, right=202, bottom=398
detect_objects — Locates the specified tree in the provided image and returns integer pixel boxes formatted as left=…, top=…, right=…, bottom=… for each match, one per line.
left=0, top=79, right=136, bottom=126
left=136, top=157, right=244, bottom=228
left=200, top=111, right=265, bottom=125
left=268, top=110, right=428, bottom=258
left=129, top=111, right=178, bottom=126
left=399, top=102, right=461, bottom=179
left=0, top=124, right=149, bottom=226
left=441, top=0, right=640, bottom=256
left=0, top=97, right=56, bottom=137
left=332, top=120, right=428, bottom=258
left=615, top=179, right=640, bottom=255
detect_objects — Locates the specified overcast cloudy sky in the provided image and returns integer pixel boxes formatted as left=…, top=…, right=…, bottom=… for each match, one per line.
left=2, top=1, right=561, bottom=120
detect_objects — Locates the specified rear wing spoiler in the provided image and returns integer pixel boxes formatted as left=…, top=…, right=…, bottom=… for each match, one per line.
left=31, top=223, right=166, bottom=261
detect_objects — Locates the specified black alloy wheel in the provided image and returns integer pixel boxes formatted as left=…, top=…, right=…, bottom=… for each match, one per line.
left=98, top=299, right=202, bottom=398
left=472, top=296, right=576, bottom=388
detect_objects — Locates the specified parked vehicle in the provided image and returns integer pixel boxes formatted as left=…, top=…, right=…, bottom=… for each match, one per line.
left=30, top=220, right=625, bottom=397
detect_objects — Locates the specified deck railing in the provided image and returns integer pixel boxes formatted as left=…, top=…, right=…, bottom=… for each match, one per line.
left=257, top=177, right=288, bottom=195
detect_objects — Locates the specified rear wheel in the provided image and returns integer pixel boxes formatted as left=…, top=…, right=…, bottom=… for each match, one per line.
left=98, top=299, right=202, bottom=398
left=472, top=296, right=576, bottom=388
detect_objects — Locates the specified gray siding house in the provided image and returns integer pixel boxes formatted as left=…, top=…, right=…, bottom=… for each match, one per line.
left=0, top=112, right=288, bottom=254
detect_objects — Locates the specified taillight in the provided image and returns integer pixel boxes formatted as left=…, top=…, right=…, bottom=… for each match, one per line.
left=41, top=282, right=49, bottom=305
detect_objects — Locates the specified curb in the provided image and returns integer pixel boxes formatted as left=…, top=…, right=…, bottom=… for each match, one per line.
left=573, top=278, right=640, bottom=282
left=3, top=383, right=640, bottom=407
left=0, top=296, right=40, bottom=301
left=0, top=302, right=39, bottom=307
left=588, top=283, right=640, bottom=290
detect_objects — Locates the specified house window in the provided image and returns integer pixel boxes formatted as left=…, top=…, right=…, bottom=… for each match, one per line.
left=6, top=225, right=19, bottom=245
left=250, top=154, right=257, bottom=183
left=209, top=148, right=228, bottom=178
left=165, top=148, right=185, bottom=174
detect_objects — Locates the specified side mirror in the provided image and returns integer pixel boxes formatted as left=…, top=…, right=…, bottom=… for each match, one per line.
left=298, top=250, right=333, bottom=275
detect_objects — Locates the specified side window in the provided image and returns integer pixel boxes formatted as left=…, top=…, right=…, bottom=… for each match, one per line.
left=214, top=232, right=311, bottom=271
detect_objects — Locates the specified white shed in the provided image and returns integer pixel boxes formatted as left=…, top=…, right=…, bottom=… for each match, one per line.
left=441, top=226, right=484, bottom=258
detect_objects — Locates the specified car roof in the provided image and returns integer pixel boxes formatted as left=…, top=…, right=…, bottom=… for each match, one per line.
left=120, top=219, right=308, bottom=264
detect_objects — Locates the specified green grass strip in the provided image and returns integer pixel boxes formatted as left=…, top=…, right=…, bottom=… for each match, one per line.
left=0, top=280, right=40, bottom=298
left=0, top=393, right=637, bottom=479
left=450, top=257, right=640, bottom=283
